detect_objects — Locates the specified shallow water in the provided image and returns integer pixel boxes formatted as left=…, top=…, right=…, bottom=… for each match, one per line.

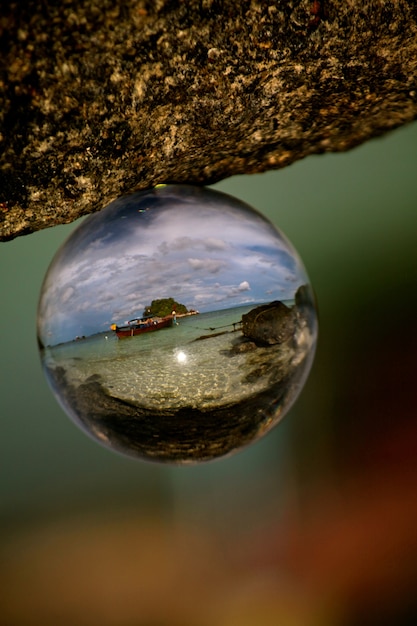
left=42, top=301, right=316, bottom=462
left=44, top=305, right=284, bottom=410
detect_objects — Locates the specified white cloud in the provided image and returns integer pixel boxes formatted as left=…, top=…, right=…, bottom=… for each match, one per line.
left=187, top=258, right=226, bottom=273
left=61, top=286, right=75, bottom=303
left=40, top=192, right=308, bottom=343
left=205, top=238, right=228, bottom=251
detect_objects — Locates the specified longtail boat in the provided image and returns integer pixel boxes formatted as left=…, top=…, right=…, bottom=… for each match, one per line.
left=110, top=315, right=173, bottom=339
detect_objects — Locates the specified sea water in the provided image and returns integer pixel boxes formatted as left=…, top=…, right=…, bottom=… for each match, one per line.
left=43, top=304, right=286, bottom=411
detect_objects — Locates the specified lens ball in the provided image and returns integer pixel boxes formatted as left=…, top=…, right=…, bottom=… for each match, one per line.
left=37, top=185, right=318, bottom=463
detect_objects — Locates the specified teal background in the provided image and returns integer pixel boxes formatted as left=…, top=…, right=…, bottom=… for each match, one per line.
left=1, top=122, right=416, bottom=625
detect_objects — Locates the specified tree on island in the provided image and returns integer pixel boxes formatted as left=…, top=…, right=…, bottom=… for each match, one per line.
left=143, top=298, right=188, bottom=318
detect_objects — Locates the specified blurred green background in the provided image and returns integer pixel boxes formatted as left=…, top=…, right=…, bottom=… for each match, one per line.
left=1, top=122, right=416, bottom=625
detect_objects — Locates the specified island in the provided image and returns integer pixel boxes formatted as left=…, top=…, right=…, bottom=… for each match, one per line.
left=143, top=298, right=198, bottom=319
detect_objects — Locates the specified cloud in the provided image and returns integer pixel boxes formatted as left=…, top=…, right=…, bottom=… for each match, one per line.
left=110, top=305, right=145, bottom=323
left=205, top=238, right=228, bottom=251
left=39, top=191, right=309, bottom=343
left=224, top=280, right=252, bottom=299
left=159, top=236, right=228, bottom=256
left=187, top=258, right=226, bottom=273
left=159, top=237, right=194, bottom=255
left=125, top=292, right=143, bottom=302
left=61, top=286, right=75, bottom=303
left=187, top=258, right=204, bottom=270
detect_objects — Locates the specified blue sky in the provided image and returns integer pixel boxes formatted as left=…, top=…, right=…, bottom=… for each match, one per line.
left=38, top=186, right=309, bottom=344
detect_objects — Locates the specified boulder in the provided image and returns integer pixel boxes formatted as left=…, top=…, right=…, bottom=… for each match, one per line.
left=242, top=301, right=295, bottom=346
left=294, top=284, right=317, bottom=326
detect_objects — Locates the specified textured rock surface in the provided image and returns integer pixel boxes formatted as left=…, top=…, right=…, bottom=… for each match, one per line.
left=1, top=0, right=417, bottom=241
left=242, top=301, right=295, bottom=345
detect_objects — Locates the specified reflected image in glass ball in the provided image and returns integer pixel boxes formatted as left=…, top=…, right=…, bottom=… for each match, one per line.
left=37, top=185, right=318, bottom=463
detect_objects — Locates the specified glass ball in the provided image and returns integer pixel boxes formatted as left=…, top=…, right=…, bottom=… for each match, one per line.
left=37, top=185, right=318, bottom=463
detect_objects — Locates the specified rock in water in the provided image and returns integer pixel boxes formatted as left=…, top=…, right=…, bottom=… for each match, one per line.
left=242, top=301, right=295, bottom=345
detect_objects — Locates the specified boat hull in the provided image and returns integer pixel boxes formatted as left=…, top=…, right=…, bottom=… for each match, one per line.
left=112, top=316, right=173, bottom=339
